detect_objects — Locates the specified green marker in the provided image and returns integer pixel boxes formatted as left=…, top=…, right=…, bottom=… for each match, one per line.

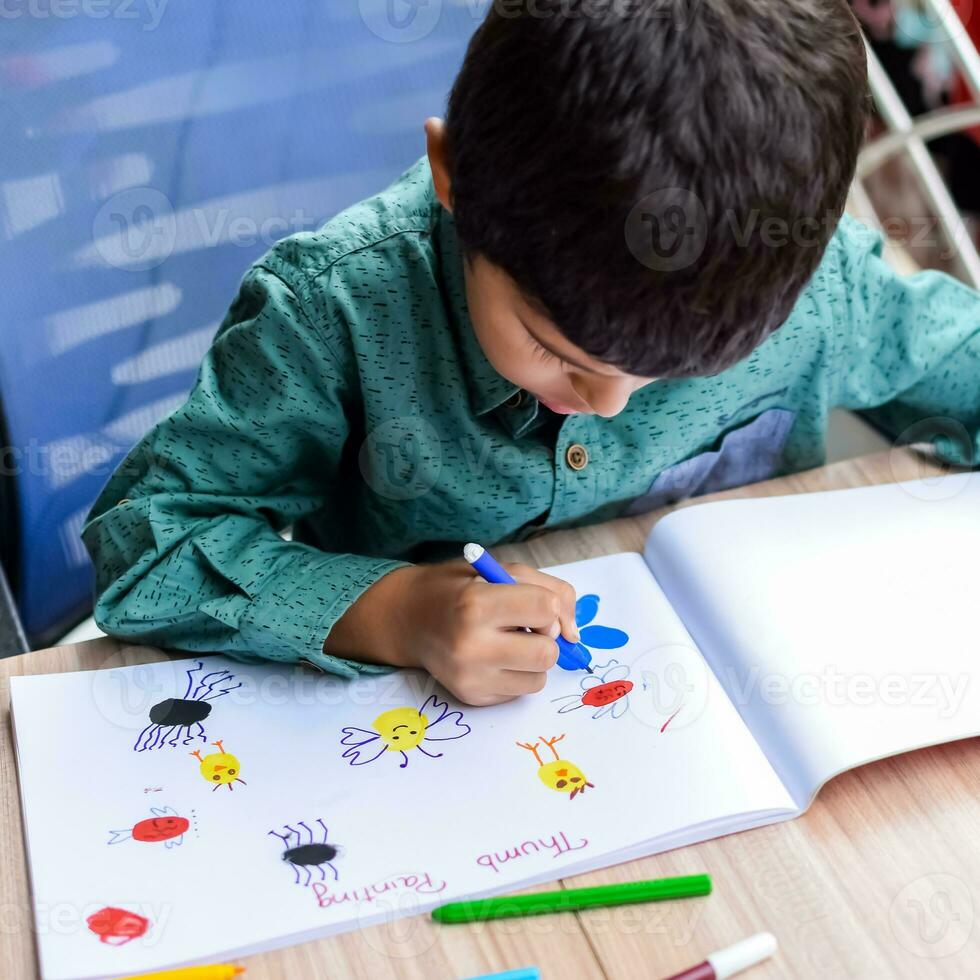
left=431, top=874, right=711, bottom=924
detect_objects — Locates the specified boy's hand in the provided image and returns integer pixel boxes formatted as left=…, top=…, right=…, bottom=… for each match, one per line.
left=325, top=560, right=580, bottom=706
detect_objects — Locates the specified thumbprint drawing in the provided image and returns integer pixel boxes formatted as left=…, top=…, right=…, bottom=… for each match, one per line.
left=340, top=694, right=471, bottom=769
left=269, top=818, right=339, bottom=886
left=134, top=660, right=241, bottom=751
left=107, top=805, right=192, bottom=847
left=558, top=594, right=630, bottom=671
left=190, top=740, right=246, bottom=791
left=86, top=906, right=149, bottom=946
left=552, top=660, right=634, bottom=719
left=516, top=734, right=595, bottom=800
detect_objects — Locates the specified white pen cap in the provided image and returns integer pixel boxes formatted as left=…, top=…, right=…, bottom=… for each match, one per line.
left=708, top=932, right=778, bottom=979
left=463, top=543, right=485, bottom=563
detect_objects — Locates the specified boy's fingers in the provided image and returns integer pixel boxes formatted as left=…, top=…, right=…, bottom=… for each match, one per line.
left=493, top=632, right=559, bottom=673
left=505, top=564, right=580, bottom=642
left=493, top=668, right=550, bottom=697
left=453, top=689, right=516, bottom=708
left=469, top=581, right=561, bottom=630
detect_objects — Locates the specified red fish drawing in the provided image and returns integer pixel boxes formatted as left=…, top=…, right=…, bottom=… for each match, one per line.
left=582, top=679, right=634, bottom=708
left=552, top=661, right=634, bottom=719
left=108, top=806, right=190, bottom=848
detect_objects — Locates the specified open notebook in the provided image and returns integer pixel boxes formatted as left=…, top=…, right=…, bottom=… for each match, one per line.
left=11, top=474, right=980, bottom=979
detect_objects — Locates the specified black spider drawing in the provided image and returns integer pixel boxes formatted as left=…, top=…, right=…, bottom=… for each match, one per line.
left=268, top=818, right=339, bottom=887
left=134, top=660, right=241, bottom=752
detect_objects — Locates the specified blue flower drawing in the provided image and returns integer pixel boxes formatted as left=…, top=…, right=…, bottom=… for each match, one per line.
left=557, top=594, right=630, bottom=671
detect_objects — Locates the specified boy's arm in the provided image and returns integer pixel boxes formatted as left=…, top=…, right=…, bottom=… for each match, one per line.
left=829, top=216, right=980, bottom=464
left=82, top=262, right=406, bottom=678
left=82, top=259, right=576, bottom=703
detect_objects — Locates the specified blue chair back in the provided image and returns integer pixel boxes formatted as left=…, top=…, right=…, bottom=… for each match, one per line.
left=0, top=0, right=481, bottom=644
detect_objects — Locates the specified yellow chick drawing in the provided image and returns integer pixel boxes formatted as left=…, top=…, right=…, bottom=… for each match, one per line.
left=190, top=739, right=246, bottom=791
left=516, top=734, right=595, bottom=800
left=373, top=706, right=430, bottom=752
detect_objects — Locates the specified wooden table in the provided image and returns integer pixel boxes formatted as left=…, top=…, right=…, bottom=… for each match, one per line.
left=3, top=448, right=978, bottom=980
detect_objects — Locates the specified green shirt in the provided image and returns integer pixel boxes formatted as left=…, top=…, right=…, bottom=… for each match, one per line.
left=83, top=159, right=980, bottom=676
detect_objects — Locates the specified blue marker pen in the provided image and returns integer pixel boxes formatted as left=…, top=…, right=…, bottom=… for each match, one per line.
left=463, top=543, right=593, bottom=673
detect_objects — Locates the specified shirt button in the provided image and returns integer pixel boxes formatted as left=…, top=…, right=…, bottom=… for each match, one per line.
left=565, top=444, right=589, bottom=471
left=504, top=391, right=524, bottom=408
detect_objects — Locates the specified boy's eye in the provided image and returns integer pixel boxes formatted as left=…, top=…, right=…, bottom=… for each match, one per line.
left=532, top=341, right=561, bottom=364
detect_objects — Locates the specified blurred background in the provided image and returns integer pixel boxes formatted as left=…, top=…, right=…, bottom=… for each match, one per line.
left=0, top=0, right=978, bottom=653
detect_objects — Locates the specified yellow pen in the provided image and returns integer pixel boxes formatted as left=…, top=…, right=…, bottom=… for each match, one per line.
left=119, top=965, right=244, bottom=980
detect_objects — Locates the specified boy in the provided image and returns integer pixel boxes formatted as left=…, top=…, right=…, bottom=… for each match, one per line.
left=84, top=0, right=980, bottom=706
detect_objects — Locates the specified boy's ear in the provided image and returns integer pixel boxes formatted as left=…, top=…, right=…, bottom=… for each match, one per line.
left=425, top=117, right=453, bottom=213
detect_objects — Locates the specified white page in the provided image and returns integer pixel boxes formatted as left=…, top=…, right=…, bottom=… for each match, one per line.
left=12, top=552, right=792, bottom=980
left=645, top=473, right=980, bottom=806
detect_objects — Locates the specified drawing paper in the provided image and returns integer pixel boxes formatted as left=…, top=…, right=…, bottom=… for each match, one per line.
left=645, top=471, right=980, bottom=804
left=11, top=474, right=979, bottom=979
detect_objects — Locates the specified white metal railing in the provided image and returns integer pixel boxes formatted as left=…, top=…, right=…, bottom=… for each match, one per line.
left=921, top=0, right=980, bottom=100
left=856, top=104, right=980, bottom=174
left=858, top=0, right=980, bottom=287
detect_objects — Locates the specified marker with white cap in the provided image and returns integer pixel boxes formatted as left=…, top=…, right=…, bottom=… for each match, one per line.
left=662, top=932, right=778, bottom=980
left=462, top=542, right=593, bottom=673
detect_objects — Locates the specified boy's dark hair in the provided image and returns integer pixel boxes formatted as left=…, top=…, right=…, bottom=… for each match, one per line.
left=445, top=0, right=869, bottom=378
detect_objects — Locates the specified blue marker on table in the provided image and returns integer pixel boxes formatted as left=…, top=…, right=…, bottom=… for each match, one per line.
left=463, top=542, right=594, bottom=673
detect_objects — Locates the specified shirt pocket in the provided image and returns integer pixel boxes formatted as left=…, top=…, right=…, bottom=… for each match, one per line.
left=624, top=408, right=796, bottom=516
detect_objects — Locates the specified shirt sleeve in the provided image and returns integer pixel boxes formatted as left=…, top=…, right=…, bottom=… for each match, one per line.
left=82, top=260, right=408, bottom=676
left=829, top=216, right=980, bottom=465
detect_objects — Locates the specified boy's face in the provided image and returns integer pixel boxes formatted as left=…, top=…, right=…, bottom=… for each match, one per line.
left=426, top=117, right=655, bottom=419
left=463, top=253, right=656, bottom=418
